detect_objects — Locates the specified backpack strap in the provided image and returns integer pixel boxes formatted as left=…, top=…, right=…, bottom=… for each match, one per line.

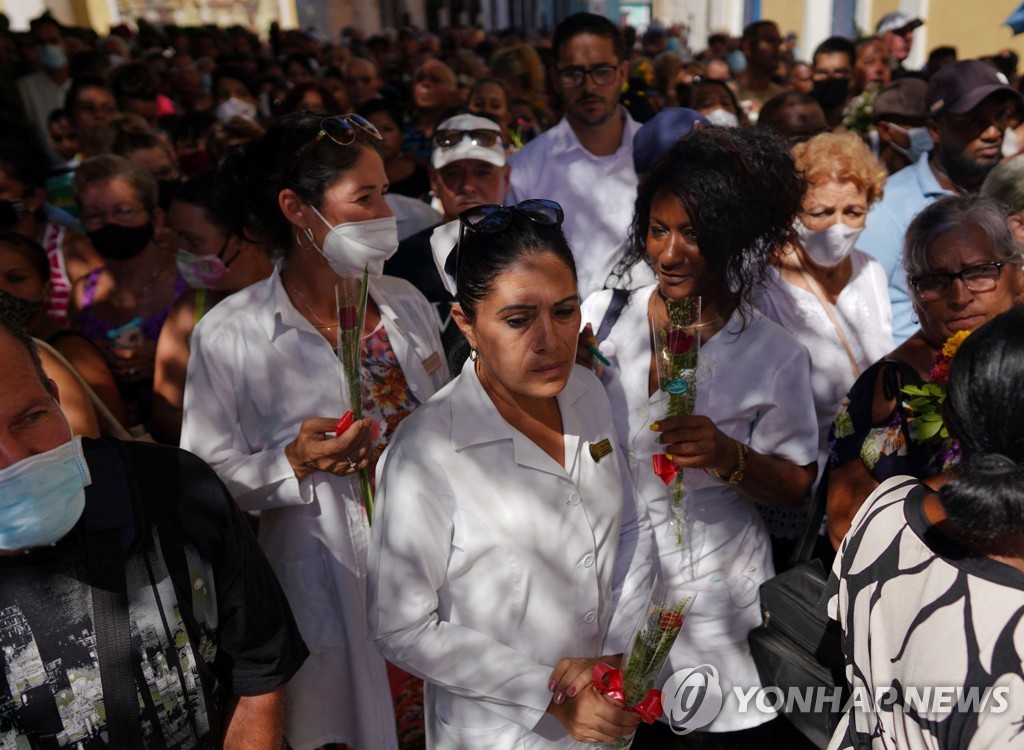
left=595, top=288, right=630, bottom=343
left=82, top=440, right=142, bottom=747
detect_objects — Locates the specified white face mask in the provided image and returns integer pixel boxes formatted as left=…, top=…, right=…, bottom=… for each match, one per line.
left=886, top=123, right=933, bottom=163
left=215, top=96, right=257, bottom=122
left=704, top=108, right=739, bottom=128
left=795, top=219, right=863, bottom=267
left=308, top=205, right=398, bottom=278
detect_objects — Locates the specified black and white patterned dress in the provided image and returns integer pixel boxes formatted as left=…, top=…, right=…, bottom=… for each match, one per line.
left=826, top=476, right=1024, bottom=749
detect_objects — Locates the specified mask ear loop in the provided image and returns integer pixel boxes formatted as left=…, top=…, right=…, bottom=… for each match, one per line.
left=217, top=235, right=243, bottom=268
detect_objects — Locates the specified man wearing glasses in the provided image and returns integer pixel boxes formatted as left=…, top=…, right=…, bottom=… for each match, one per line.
left=508, top=12, right=651, bottom=299
left=387, top=113, right=509, bottom=349
left=859, top=60, right=1024, bottom=344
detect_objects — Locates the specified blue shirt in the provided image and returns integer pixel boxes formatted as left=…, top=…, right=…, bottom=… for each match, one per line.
left=859, top=156, right=954, bottom=344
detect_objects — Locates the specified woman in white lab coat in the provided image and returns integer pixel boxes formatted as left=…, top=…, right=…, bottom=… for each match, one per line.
left=581, top=127, right=820, bottom=747
left=367, top=201, right=655, bottom=749
left=181, top=112, right=448, bottom=750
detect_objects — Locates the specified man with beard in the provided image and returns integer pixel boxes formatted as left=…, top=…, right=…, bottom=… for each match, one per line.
left=508, top=13, right=651, bottom=298
left=859, top=60, right=1023, bottom=344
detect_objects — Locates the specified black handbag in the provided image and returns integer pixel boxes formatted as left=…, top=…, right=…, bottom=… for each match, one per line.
left=747, top=470, right=848, bottom=749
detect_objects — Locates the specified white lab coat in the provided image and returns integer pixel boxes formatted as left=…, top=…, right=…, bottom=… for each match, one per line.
left=181, top=266, right=448, bottom=750
left=367, top=361, right=655, bottom=750
left=582, top=284, right=819, bottom=732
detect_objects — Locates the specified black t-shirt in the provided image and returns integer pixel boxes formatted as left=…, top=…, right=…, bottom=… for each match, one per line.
left=0, top=438, right=308, bottom=749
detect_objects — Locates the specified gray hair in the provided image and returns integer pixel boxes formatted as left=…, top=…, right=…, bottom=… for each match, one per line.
left=980, top=157, right=1024, bottom=215
left=903, top=194, right=1024, bottom=281
left=73, top=154, right=159, bottom=215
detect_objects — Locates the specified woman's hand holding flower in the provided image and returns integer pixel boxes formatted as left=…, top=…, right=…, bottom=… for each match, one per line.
left=285, top=416, right=373, bottom=482
left=651, top=414, right=737, bottom=477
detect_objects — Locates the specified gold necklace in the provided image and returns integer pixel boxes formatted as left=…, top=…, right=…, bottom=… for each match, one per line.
left=289, top=282, right=337, bottom=330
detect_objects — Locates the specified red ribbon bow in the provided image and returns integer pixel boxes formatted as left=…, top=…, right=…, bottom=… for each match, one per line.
left=652, top=453, right=678, bottom=485
left=592, top=662, right=663, bottom=724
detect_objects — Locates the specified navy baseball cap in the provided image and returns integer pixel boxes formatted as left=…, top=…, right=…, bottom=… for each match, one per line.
left=633, top=108, right=709, bottom=174
left=926, top=60, right=1024, bottom=117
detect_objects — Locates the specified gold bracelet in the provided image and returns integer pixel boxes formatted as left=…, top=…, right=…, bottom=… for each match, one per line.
left=712, top=440, right=747, bottom=484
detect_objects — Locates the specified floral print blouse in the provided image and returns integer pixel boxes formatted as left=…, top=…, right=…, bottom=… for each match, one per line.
left=360, top=323, right=420, bottom=479
left=828, top=358, right=943, bottom=481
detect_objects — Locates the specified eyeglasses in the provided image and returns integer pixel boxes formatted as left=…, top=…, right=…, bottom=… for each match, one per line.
left=910, top=261, right=1009, bottom=301
left=433, top=128, right=503, bottom=150
left=454, top=199, right=565, bottom=284
left=81, top=205, right=145, bottom=231
left=288, top=114, right=382, bottom=179
left=556, top=64, right=619, bottom=88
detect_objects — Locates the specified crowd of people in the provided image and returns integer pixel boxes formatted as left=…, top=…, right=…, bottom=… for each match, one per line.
left=2, top=5, right=1024, bottom=750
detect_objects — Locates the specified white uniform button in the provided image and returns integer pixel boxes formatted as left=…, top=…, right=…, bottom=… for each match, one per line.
left=639, top=403, right=649, bottom=418
left=583, top=611, right=596, bottom=624
left=410, top=383, right=419, bottom=392
left=627, top=452, right=637, bottom=464
left=569, top=493, right=581, bottom=506
left=582, top=554, right=595, bottom=568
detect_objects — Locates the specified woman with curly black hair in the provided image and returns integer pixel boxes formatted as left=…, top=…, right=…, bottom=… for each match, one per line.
left=582, top=126, right=820, bottom=746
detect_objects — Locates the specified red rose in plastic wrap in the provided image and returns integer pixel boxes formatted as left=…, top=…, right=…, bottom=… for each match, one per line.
left=666, top=329, right=694, bottom=356
left=339, top=305, right=359, bottom=330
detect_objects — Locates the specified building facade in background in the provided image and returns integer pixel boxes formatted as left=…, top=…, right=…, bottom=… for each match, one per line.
left=0, top=0, right=1021, bottom=77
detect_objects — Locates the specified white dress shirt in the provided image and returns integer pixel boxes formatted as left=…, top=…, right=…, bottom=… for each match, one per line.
left=582, top=284, right=819, bottom=732
left=508, top=109, right=653, bottom=299
left=367, top=362, right=655, bottom=749
left=181, top=266, right=448, bottom=750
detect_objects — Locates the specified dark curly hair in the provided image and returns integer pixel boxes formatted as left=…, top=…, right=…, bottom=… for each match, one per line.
left=216, top=111, right=380, bottom=254
left=621, top=126, right=804, bottom=324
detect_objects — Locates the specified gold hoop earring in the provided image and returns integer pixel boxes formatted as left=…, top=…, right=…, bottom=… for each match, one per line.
left=295, top=227, right=316, bottom=250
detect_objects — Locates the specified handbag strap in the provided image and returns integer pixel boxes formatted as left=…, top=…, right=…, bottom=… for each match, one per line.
left=789, top=462, right=830, bottom=568
left=791, top=254, right=861, bottom=380
left=84, top=441, right=143, bottom=746
left=595, top=288, right=629, bottom=343
left=33, top=337, right=134, bottom=440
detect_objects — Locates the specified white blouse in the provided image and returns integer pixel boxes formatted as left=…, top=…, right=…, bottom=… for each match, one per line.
left=367, top=362, right=655, bottom=750
left=582, top=283, right=819, bottom=732
left=181, top=266, right=448, bottom=750
left=753, top=249, right=894, bottom=474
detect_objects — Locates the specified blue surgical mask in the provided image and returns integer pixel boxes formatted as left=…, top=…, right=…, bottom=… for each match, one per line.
left=887, top=123, right=933, bottom=163
left=36, top=44, right=67, bottom=71
left=0, top=436, right=91, bottom=551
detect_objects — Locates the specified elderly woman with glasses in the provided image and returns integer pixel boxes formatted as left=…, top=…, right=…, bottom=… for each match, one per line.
left=70, top=154, right=186, bottom=429
left=181, top=112, right=448, bottom=750
left=826, top=194, right=1024, bottom=550
left=368, top=199, right=654, bottom=749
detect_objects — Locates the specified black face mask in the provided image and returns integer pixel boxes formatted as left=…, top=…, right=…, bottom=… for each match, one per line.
left=0, top=198, right=27, bottom=229
left=157, top=178, right=182, bottom=211
left=0, top=287, right=45, bottom=328
left=811, top=77, right=850, bottom=110
left=87, top=222, right=155, bottom=261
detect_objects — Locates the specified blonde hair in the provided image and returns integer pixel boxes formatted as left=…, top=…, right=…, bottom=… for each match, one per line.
left=792, top=131, right=886, bottom=206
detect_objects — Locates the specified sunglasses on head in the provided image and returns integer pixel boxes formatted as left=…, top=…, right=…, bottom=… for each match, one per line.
left=288, top=114, right=382, bottom=178
left=433, top=128, right=503, bottom=149
left=458, top=199, right=564, bottom=233
left=454, top=199, right=565, bottom=286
